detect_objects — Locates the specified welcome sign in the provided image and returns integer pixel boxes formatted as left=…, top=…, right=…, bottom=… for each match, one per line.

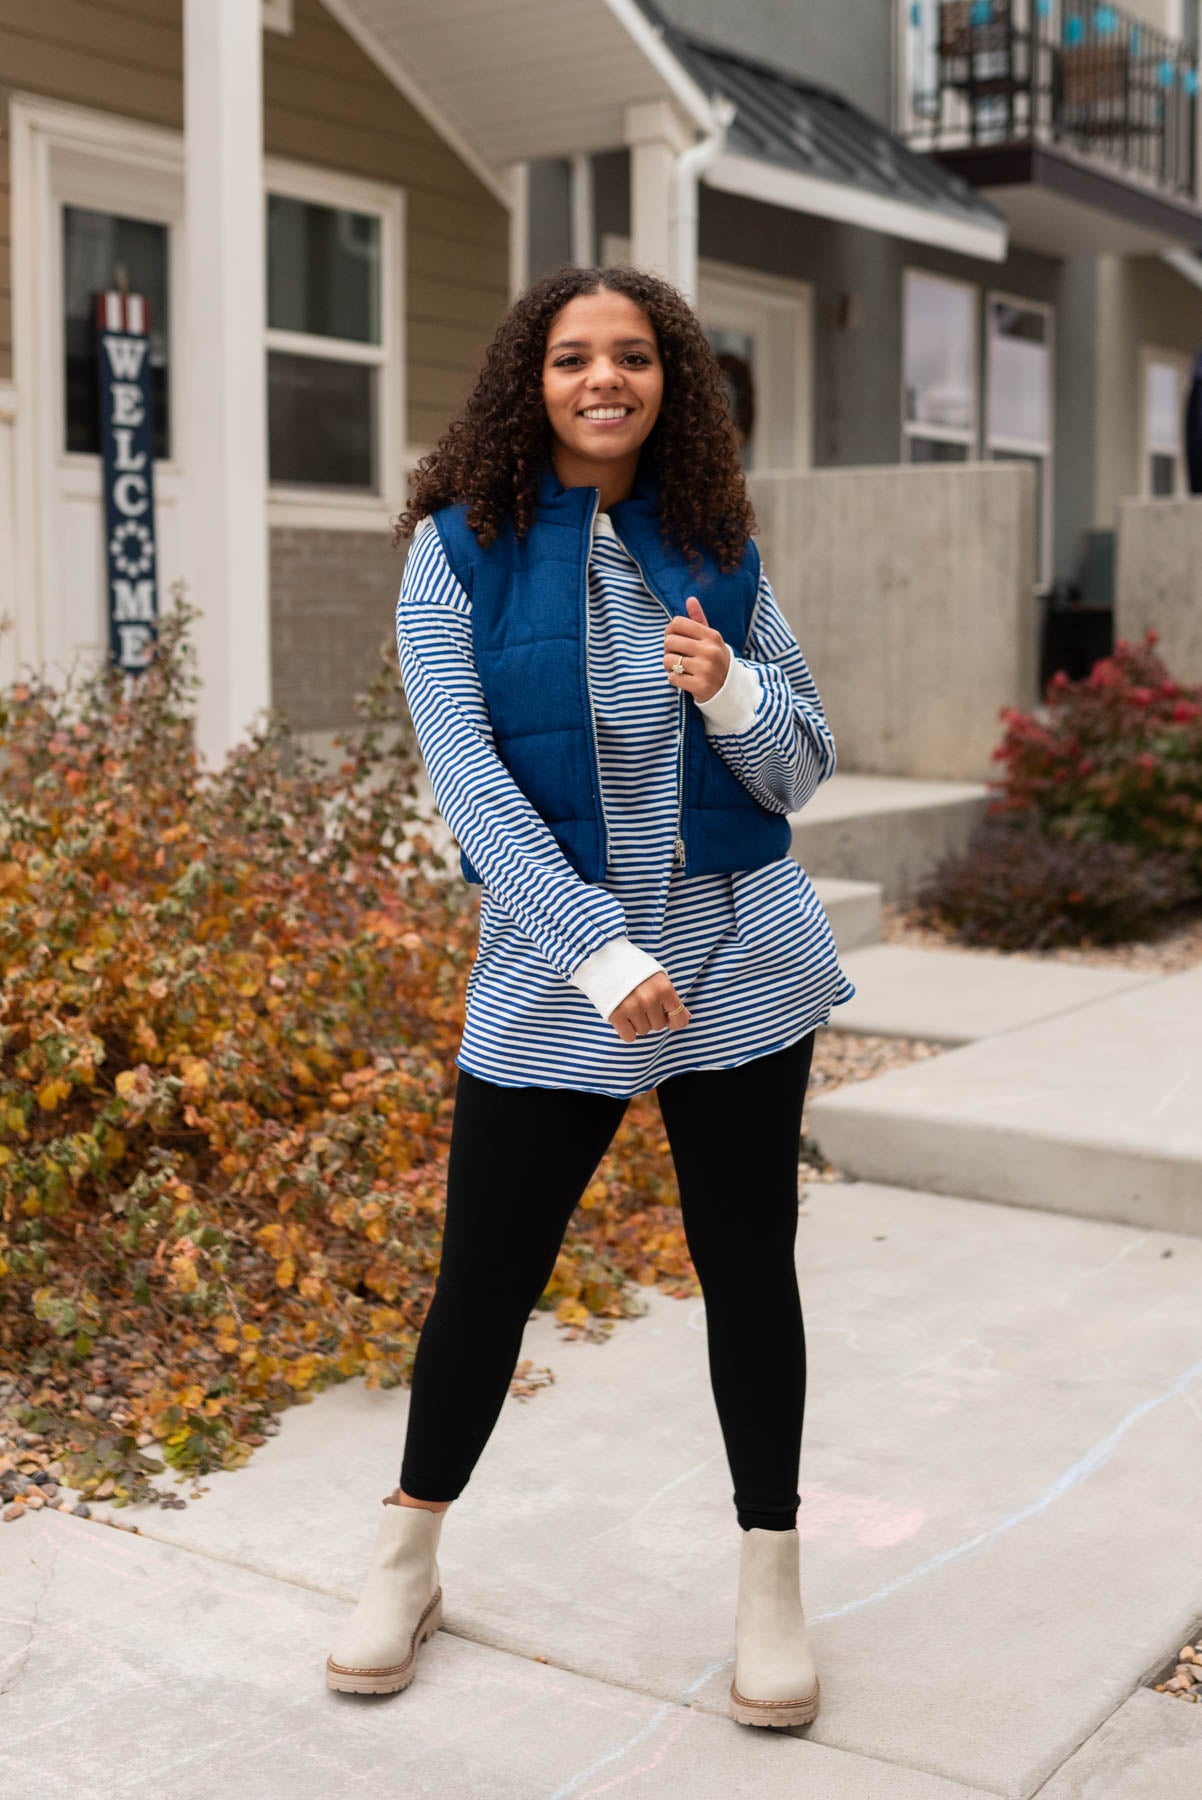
left=95, top=291, right=159, bottom=673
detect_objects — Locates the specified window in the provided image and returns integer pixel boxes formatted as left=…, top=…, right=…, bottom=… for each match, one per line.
left=62, top=205, right=170, bottom=459
left=264, top=163, right=402, bottom=501
left=987, top=295, right=1054, bottom=589
left=1141, top=349, right=1188, bottom=497
left=902, top=270, right=977, bottom=462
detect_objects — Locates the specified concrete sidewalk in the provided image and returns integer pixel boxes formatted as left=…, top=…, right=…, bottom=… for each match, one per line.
left=6, top=1177, right=1202, bottom=1798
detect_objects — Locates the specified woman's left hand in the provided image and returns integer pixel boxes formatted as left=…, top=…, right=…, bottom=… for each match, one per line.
left=663, top=597, right=731, bottom=704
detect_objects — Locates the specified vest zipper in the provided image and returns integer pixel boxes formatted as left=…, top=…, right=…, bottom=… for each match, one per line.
left=584, top=490, right=612, bottom=872
left=607, top=524, right=687, bottom=872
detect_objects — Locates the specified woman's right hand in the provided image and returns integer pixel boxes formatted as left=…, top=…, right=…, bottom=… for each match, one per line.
left=607, top=972, right=691, bottom=1042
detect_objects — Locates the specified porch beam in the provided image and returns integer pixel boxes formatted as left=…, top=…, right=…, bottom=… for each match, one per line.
left=183, top=0, right=271, bottom=767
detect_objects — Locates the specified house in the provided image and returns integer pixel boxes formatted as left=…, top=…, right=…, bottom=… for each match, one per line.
left=2, top=0, right=1199, bottom=767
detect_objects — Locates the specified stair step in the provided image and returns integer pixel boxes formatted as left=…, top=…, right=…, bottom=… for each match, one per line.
left=792, top=771, right=990, bottom=903
left=807, top=964, right=1200, bottom=1234
left=809, top=876, right=882, bottom=951
left=822, top=943, right=1152, bottom=1044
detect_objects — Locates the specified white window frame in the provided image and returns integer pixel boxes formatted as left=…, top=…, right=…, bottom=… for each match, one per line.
left=985, top=289, right=1055, bottom=591
left=263, top=156, right=405, bottom=526
left=602, top=232, right=814, bottom=471
left=1138, top=344, right=1190, bottom=499
left=262, top=0, right=294, bottom=35
left=900, top=267, right=980, bottom=462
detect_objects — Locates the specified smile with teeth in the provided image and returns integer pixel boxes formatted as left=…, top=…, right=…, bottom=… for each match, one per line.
left=579, top=405, right=633, bottom=419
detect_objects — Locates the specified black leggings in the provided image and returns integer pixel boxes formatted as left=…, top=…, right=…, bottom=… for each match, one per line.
left=399, top=1029, right=817, bottom=1531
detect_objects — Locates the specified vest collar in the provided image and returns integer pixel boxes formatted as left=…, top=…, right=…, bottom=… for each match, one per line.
left=534, top=450, right=660, bottom=521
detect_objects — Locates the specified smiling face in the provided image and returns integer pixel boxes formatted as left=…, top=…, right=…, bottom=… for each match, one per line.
left=540, top=287, right=664, bottom=493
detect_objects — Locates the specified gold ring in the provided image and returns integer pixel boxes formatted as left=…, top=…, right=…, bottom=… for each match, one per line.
left=665, top=1001, right=687, bottom=1016
left=671, top=653, right=686, bottom=674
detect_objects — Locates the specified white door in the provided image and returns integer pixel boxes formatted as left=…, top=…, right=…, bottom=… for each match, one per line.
left=15, top=105, right=186, bottom=683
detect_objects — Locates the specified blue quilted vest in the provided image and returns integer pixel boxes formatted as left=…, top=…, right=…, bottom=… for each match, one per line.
left=431, top=454, right=793, bottom=886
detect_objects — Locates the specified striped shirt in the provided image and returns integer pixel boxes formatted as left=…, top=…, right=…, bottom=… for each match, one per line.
left=395, top=508, right=856, bottom=1097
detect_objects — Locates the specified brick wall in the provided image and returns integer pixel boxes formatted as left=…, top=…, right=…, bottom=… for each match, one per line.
left=269, top=525, right=410, bottom=732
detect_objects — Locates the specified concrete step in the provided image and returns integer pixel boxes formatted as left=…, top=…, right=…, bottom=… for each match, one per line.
left=810, top=875, right=882, bottom=951
left=807, top=963, right=1202, bottom=1234
left=824, top=943, right=1156, bottom=1044
left=792, top=771, right=990, bottom=903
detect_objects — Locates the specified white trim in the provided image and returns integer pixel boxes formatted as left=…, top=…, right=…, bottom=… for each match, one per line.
left=263, top=154, right=404, bottom=509
left=261, top=0, right=293, bottom=33
left=985, top=290, right=1054, bottom=591
left=316, top=0, right=511, bottom=208
left=601, top=0, right=722, bottom=133
left=1138, top=344, right=1190, bottom=499
left=706, top=149, right=1008, bottom=263
left=901, top=267, right=980, bottom=459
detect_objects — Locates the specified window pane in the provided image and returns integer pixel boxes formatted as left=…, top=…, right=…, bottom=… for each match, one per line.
left=63, top=205, right=170, bottom=457
left=904, top=273, right=975, bottom=433
left=267, top=195, right=381, bottom=343
left=267, top=351, right=376, bottom=489
left=1146, top=361, right=1182, bottom=455
left=906, top=435, right=970, bottom=462
left=988, top=300, right=1049, bottom=448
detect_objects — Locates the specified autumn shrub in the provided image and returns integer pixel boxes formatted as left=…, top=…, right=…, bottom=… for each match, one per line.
left=0, top=590, right=696, bottom=1510
left=913, top=630, right=1202, bottom=948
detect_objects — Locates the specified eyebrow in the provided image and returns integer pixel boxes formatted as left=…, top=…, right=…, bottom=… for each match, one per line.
left=547, top=336, right=656, bottom=351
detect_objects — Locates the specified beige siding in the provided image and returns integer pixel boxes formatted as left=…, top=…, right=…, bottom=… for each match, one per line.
left=0, top=0, right=508, bottom=435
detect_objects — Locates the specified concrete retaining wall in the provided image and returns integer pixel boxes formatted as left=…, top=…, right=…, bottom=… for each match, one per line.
left=1116, top=494, right=1202, bottom=684
left=746, top=461, right=1039, bottom=781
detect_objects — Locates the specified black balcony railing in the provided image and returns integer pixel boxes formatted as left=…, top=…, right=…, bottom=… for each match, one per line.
left=906, top=0, right=1198, bottom=198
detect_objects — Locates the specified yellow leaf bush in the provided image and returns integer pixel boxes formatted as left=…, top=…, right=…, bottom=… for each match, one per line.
left=0, top=589, right=694, bottom=1507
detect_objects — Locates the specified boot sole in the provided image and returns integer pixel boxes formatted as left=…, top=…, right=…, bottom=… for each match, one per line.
left=325, top=1588, right=443, bottom=1695
left=729, top=1674, right=820, bottom=1728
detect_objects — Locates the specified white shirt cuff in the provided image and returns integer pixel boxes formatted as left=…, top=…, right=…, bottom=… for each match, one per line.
left=569, top=937, right=666, bottom=1022
left=695, top=644, right=761, bottom=735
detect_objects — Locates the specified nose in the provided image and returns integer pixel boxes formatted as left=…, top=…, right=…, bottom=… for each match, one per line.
left=585, top=358, right=623, bottom=387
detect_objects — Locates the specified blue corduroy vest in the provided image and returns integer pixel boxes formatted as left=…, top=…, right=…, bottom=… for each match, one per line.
left=431, top=456, right=793, bottom=886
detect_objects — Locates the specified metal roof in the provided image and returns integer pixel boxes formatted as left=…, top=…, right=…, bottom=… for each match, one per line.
left=647, top=12, right=1007, bottom=243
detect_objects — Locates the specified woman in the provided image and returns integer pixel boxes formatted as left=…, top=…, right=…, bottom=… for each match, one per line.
left=325, top=265, right=856, bottom=1726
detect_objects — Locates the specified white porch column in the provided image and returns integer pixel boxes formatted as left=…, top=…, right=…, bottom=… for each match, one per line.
left=624, top=100, right=692, bottom=281
left=183, top=0, right=270, bottom=768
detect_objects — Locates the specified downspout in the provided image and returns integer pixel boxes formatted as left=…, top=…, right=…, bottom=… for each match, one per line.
left=670, top=95, right=736, bottom=303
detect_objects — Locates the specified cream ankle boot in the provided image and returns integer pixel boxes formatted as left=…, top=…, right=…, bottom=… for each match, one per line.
left=729, top=1526, right=820, bottom=1728
left=325, top=1497, right=445, bottom=1695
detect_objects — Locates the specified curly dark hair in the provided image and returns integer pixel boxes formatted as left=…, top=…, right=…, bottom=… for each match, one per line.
left=393, top=264, right=757, bottom=573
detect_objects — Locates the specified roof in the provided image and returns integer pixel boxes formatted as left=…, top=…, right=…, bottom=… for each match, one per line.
left=645, top=11, right=1009, bottom=259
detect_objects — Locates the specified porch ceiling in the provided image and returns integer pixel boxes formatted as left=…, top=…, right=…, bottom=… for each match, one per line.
left=324, top=0, right=716, bottom=168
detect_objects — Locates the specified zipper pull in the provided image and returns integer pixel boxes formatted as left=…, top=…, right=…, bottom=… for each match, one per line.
left=673, top=836, right=686, bottom=867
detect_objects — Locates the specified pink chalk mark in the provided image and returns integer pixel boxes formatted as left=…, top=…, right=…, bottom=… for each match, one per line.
left=797, top=1484, right=926, bottom=1547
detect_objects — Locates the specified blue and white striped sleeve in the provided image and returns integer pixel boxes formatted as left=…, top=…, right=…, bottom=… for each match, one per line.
left=395, top=518, right=664, bottom=1008
left=693, top=560, right=837, bottom=815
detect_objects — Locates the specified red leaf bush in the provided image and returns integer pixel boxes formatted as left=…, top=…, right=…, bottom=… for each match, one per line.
left=0, top=591, right=695, bottom=1511
left=914, top=630, right=1202, bottom=948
